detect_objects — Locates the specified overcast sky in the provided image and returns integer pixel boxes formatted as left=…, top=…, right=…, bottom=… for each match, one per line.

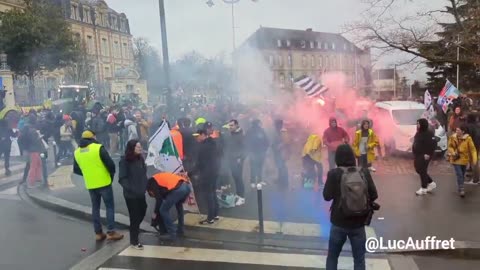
left=105, top=0, right=442, bottom=81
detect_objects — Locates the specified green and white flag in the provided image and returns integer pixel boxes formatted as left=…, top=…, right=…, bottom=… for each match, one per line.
left=146, top=121, right=183, bottom=173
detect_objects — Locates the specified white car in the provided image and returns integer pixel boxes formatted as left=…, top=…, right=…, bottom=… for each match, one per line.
left=374, top=101, right=448, bottom=155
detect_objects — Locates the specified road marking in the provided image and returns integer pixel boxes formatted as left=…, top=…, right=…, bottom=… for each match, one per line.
left=119, top=245, right=391, bottom=270
left=0, top=163, right=25, bottom=174
left=184, top=213, right=377, bottom=238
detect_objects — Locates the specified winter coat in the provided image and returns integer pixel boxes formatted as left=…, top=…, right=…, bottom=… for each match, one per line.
left=60, top=125, right=73, bottom=141
left=352, top=129, right=379, bottom=163
left=323, top=144, right=378, bottom=229
left=118, top=156, right=148, bottom=198
left=124, top=119, right=139, bottom=141
left=302, top=134, right=323, bottom=164
left=448, top=134, right=478, bottom=165
left=195, top=137, right=220, bottom=178
left=136, top=119, right=150, bottom=142
left=412, top=118, right=436, bottom=158
left=323, top=118, right=350, bottom=152
left=245, top=126, right=269, bottom=154
left=225, top=128, right=245, bottom=160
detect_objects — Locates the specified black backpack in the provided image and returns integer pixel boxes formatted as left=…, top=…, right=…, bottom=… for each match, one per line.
left=338, top=167, right=370, bottom=217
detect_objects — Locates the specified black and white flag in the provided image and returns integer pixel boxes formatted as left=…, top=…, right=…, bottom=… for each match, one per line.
left=294, top=75, right=329, bottom=98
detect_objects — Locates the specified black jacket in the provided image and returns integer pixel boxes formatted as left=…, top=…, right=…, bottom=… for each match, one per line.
left=73, top=138, right=116, bottom=179
left=323, top=145, right=378, bottom=229
left=245, top=125, right=269, bottom=154
left=0, top=124, right=16, bottom=149
left=226, top=128, right=245, bottom=159
left=412, top=119, right=436, bottom=158
left=179, top=127, right=196, bottom=160
left=118, top=156, right=148, bottom=198
left=195, top=137, right=220, bottom=177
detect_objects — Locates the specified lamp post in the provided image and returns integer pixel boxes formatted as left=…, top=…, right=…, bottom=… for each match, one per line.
left=158, top=0, right=172, bottom=112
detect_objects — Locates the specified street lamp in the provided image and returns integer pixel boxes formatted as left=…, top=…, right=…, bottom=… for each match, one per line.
left=158, top=0, right=172, bottom=112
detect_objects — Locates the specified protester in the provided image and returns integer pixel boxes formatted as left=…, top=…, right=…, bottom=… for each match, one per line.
left=147, top=172, right=191, bottom=241
left=73, top=130, right=123, bottom=241
left=192, top=129, right=220, bottom=225
left=170, top=122, right=184, bottom=160
left=465, top=114, right=480, bottom=184
left=178, top=118, right=196, bottom=171
left=323, top=117, right=350, bottom=170
left=226, top=119, right=246, bottom=205
left=245, top=119, right=269, bottom=188
left=352, top=120, right=379, bottom=172
left=272, top=119, right=289, bottom=189
left=107, top=108, right=119, bottom=153
left=301, top=134, right=323, bottom=189
left=119, top=140, right=148, bottom=249
left=59, top=116, right=74, bottom=159
left=0, top=119, right=16, bottom=176
left=323, top=144, right=378, bottom=270
left=135, top=110, right=150, bottom=150
left=19, top=115, right=47, bottom=187
left=412, top=118, right=437, bottom=195
left=448, top=106, right=466, bottom=134
left=447, top=125, right=477, bottom=197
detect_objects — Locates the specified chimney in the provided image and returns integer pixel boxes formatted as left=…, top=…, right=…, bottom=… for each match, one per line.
left=306, top=28, right=312, bottom=32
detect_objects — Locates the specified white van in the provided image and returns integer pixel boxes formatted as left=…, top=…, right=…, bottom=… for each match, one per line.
left=374, top=101, right=447, bottom=155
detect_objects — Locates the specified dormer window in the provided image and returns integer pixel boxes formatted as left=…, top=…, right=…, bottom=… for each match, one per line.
left=310, top=41, right=314, bottom=49
left=286, top=40, right=291, bottom=47
left=324, top=42, right=328, bottom=50
left=301, top=40, right=306, bottom=49
left=317, top=41, right=322, bottom=49
left=277, top=39, right=282, bottom=48
left=331, top=42, right=336, bottom=50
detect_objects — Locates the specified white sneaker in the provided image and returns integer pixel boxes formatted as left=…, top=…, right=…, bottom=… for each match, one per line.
left=259, top=181, right=267, bottom=186
left=251, top=183, right=256, bottom=189
left=427, top=182, right=437, bottom=192
left=369, top=167, right=377, bottom=172
left=416, top=188, right=428, bottom=196
left=465, top=180, right=479, bottom=185
left=235, top=196, right=246, bottom=206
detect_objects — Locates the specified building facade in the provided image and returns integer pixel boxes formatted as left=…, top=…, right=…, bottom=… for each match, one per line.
left=235, top=27, right=372, bottom=91
left=0, top=0, right=139, bottom=104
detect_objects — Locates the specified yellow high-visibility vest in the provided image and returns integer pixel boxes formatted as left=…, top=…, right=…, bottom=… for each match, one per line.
left=74, top=143, right=112, bottom=190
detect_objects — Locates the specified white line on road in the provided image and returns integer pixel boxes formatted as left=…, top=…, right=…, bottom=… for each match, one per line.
left=119, top=245, right=391, bottom=270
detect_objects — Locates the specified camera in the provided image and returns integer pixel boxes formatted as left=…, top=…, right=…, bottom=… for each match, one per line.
left=365, top=202, right=380, bottom=226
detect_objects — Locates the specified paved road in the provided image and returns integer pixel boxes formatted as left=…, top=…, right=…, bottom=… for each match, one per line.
left=0, top=185, right=106, bottom=270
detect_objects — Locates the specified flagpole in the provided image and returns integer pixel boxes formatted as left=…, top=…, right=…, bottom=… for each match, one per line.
left=456, top=35, right=460, bottom=90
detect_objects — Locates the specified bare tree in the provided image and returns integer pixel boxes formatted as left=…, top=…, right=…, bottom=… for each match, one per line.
left=64, top=44, right=94, bottom=85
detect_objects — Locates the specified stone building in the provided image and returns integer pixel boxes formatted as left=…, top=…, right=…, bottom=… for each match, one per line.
left=234, top=27, right=372, bottom=92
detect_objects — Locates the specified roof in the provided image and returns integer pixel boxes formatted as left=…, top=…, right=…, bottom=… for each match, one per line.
left=375, top=101, right=424, bottom=110
left=239, top=26, right=363, bottom=53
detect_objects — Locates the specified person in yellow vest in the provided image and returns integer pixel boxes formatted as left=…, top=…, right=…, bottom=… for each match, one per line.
left=146, top=172, right=191, bottom=240
left=73, top=130, right=123, bottom=242
left=352, top=120, right=379, bottom=171
left=302, top=134, right=324, bottom=190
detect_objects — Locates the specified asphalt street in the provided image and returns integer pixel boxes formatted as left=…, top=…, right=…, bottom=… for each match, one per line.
left=0, top=185, right=107, bottom=270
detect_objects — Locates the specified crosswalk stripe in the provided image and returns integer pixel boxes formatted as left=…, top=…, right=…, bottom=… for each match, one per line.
left=184, top=213, right=377, bottom=239
left=118, top=245, right=391, bottom=270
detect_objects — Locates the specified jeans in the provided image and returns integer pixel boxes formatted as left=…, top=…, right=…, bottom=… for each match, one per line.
left=414, top=157, right=433, bottom=188
left=302, top=155, right=323, bottom=184
left=229, top=157, right=245, bottom=197
left=328, top=151, right=336, bottom=171
left=326, top=225, right=366, bottom=270
left=58, top=140, right=73, bottom=159
left=273, top=152, right=288, bottom=188
left=203, top=175, right=219, bottom=221
left=125, top=196, right=147, bottom=245
left=453, top=164, right=467, bottom=191
left=249, top=152, right=266, bottom=183
left=159, top=182, right=191, bottom=238
left=88, top=185, right=115, bottom=234
left=357, top=154, right=370, bottom=169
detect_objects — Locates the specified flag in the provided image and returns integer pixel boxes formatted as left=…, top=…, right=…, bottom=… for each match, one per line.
left=294, top=75, right=329, bottom=98
left=424, top=90, right=432, bottom=109
left=437, top=80, right=460, bottom=113
left=145, top=121, right=183, bottom=173
left=423, top=90, right=436, bottom=120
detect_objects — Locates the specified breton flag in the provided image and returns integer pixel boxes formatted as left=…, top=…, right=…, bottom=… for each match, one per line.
left=437, top=80, right=460, bottom=113
left=294, top=75, right=329, bottom=98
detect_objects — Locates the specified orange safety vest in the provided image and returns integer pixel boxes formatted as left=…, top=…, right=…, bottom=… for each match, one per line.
left=153, top=173, right=186, bottom=191
left=170, top=128, right=184, bottom=160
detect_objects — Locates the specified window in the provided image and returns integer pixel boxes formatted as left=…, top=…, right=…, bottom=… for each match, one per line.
left=310, top=41, right=314, bottom=49
left=286, top=40, right=291, bottom=47
left=277, top=39, right=282, bottom=48
left=317, top=41, right=322, bottom=49
left=71, top=4, right=78, bottom=20
left=122, top=42, right=128, bottom=58
left=269, top=55, right=274, bottom=67
left=83, top=7, right=91, bottom=23
left=331, top=42, right=336, bottom=50
left=114, top=41, right=120, bottom=58
left=87, top=35, right=94, bottom=53
left=104, top=66, right=111, bottom=78
left=102, top=38, right=109, bottom=56
left=277, top=55, right=283, bottom=66
left=301, top=40, right=306, bottom=49
left=318, top=56, right=323, bottom=67
left=310, top=55, right=315, bottom=67
left=324, top=42, right=328, bottom=50
left=112, top=16, right=117, bottom=30
left=302, top=55, right=307, bottom=67
left=98, top=12, right=104, bottom=26
left=287, top=55, right=292, bottom=66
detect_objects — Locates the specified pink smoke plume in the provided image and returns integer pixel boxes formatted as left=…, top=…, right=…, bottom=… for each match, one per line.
left=280, top=72, right=395, bottom=144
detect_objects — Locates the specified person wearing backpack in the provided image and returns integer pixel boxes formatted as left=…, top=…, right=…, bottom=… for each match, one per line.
left=323, top=144, right=378, bottom=270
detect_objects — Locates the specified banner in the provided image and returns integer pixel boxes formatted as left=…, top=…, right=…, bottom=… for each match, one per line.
left=437, top=80, right=460, bottom=113
left=423, top=90, right=435, bottom=120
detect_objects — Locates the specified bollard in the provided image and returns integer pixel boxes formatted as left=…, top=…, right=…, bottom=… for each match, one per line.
left=52, top=141, right=59, bottom=168
left=40, top=153, right=48, bottom=188
left=257, top=183, right=264, bottom=235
